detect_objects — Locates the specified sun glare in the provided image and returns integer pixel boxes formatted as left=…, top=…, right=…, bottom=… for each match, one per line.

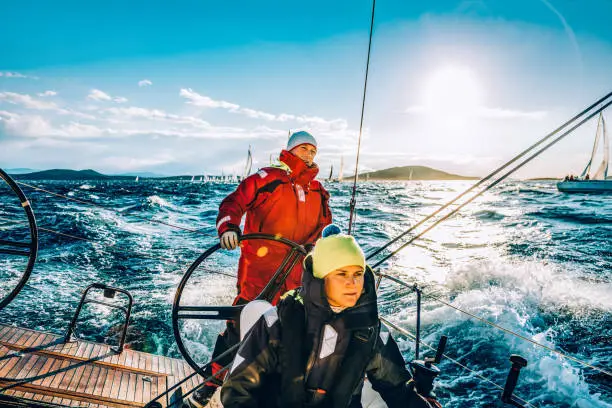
left=422, top=65, right=484, bottom=116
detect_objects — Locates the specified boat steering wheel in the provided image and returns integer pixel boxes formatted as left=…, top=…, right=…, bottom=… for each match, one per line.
left=0, top=168, right=38, bottom=310
left=172, top=233, right=306, bottom=378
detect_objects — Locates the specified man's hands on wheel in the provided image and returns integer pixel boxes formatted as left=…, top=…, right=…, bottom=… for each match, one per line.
left=220, top=231, right=239, bottom=250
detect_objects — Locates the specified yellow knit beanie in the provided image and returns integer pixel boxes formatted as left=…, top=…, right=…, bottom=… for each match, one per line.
left=312, top=234, right=366, bottom=279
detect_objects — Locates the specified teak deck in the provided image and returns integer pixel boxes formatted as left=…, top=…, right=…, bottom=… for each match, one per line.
left=0, top=324, right=203, bottom=407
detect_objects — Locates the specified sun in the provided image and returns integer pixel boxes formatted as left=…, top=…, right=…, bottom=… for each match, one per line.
left=421, top=65, right=484, bottom=116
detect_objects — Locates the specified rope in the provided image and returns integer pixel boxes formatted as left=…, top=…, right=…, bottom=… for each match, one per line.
left=371, top=98, right=612, bottom=269
left=348, top=0, right=376, bottom=235
left=380, top=317, right=539, bottom=408
left=16, top=181, right=212, bottom=235
left=366, top=91, right=612, bottom=261
left=377, top=272, right=612, bottom=378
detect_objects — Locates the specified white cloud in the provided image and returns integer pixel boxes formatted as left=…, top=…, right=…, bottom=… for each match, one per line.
left=0, top=91, right=95, bottom=120
left=0, top=92, right=59, bottom=110
left=37, top=90, right=58, bottom=97
left=138, top=79, right=152, bottom=87
left=87, top=89, right=128, bottom=103
left=180, top=88, right=240, bottom=110
left=105, top=106, right=212, bottom=128
left=87, top=89, right=113, bottom=101
left=0, top=112, right=106, bottom=139
left=179, top=88, right=349, bottom=132
left=0, top=72, right=39, bottom=79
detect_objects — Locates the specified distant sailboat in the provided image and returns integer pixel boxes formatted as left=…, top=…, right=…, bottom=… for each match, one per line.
left=190, top=175, right=195, bottom=182
left=409, top=169, right=413, bottom=181
left=327, top=165, right=334, bottom=182
left=243, top=145, right=253, bottom=180
left=337, top=156, right=344, bottom=182
left=135, top=176, right=139, bottom=182
left=558, top=113, right=612, bottom=193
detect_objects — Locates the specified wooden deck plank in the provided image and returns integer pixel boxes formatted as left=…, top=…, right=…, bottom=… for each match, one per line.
left=163, top=354, right=174, bottom=388
left=39, top=357, right=64, bottom=388
left=84, top=365, right=101, bottom=395
left=19, top=353, right=46, bottom=382
left=0, top=326, right=16, bottom=342
left=67, top=342, right=96, bottom=392
left=116, top=370, right=130, bottom=401
left=100, top=365, right=116, bottom=398
left=92, top=365, right=109, bottom=399
left=142, top=374, right=151, bottom=405
left=0, top=325, right=193, bottom=407
left=4, top=351, right=31, bottom=380
left=124, top=372, right=137, bottom=402
left=108, top=369, right=124, bottom=400
left=31, top=355, right=56, bottom=385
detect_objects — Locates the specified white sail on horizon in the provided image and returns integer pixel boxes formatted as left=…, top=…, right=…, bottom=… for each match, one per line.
left=243, top=145, right=253, bottom=180
left=581, top=113, right=609, bottom=180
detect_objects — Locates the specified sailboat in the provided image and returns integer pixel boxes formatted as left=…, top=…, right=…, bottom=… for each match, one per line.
left=557, top=113, right=612, bottom=193
left=243, top=145, right=253, bottom=181
left=135, top=176, right=139, bottom=182
left=326, top=164, right=334, bottom=182
left=191, top=175, right=195, bottom=182
left=336, top=156, right=344, bottom=182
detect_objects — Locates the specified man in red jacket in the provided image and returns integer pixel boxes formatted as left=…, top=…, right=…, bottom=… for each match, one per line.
left=190, top=130, right=332, bottom=407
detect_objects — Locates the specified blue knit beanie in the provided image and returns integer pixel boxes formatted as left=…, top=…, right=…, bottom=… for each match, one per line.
left=287, top=131, right=317, bottom=151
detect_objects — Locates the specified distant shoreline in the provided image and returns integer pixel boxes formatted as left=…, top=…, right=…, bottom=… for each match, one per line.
left=7, top=167, right=580, bottom=182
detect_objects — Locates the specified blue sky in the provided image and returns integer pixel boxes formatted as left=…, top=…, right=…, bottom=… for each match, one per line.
left=1, top=0, right=611, bottom=177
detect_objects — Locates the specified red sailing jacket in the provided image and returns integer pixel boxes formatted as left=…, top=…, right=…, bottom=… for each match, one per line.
left=216, top=150, right=332, bottom=302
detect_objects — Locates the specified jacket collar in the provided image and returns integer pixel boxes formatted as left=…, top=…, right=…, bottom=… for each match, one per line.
left=279, top=150, right=320, bottom=187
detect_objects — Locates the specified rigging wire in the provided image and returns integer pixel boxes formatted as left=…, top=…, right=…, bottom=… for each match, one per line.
left=377, top=272, right=612, bottom=378
left=371, top=98, right=612, bottom=269
left=15, top=181, right=212, bottom=235
left=380, top=317, right=539, bottom=408
left=348, top=0, right=376, bottom=235
left=366, top=91, right=612, bottom=261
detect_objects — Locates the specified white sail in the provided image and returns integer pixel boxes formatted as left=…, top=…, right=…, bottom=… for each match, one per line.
left=191, top=175, right=195, bottom=182
left=338, top=156, right=344, bottom=182
left=592, top=115, right=609, bottom=180
left=243, top=145, right=253, bottom=180
left=581, top=113, right=604, bottom=179
left=135, top=176, right=139, bottom=182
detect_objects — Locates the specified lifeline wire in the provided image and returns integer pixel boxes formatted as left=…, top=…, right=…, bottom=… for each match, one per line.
left=377, top=272, right=612, bottom=378
left=366, top=91, right=612, bottom=261
left=348, top=0, right=376, bottom=235
left=380, top=317, right=539, bottom=408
